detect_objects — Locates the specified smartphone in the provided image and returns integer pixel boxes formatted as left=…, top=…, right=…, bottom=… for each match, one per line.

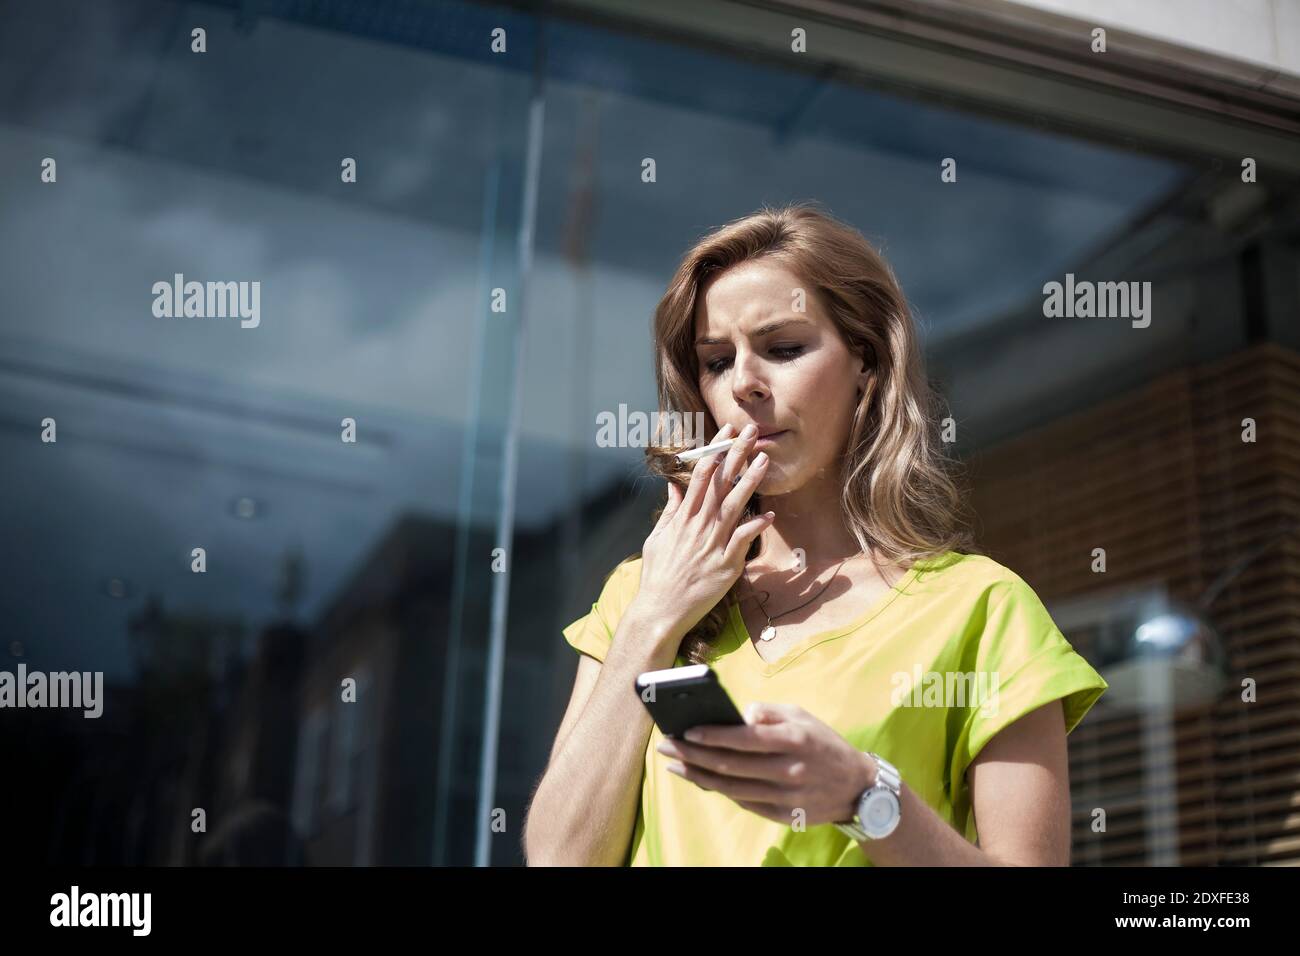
left=635, top=664, right=746, bottom=739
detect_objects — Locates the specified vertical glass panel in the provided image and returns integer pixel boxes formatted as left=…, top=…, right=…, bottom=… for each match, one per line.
left=0, top=0, right=536, bottom=865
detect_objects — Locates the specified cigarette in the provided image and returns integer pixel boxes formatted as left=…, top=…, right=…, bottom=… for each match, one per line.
left=673, top=436, right=738, bottom=466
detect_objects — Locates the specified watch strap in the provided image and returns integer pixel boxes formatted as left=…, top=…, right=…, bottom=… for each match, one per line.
left=872, top=753, right=901, bottom=795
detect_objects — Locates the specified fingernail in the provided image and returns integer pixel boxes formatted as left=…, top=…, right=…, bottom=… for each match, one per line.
left=742, top=424, right=757, bottom=439
left=754, top=452, right=768, bottom=465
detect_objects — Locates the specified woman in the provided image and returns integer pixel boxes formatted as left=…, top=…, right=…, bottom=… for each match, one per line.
left=523, top=202, right=1107, bottom=866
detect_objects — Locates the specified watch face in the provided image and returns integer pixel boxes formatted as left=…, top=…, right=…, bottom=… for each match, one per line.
left=862, top=789, right=900, bottom=837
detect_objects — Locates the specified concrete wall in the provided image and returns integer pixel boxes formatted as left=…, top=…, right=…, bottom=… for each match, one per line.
left=994, top=0, right=1300, bottom=79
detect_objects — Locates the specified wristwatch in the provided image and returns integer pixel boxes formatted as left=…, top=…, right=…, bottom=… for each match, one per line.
left=833, top=752, right=902, bottom=842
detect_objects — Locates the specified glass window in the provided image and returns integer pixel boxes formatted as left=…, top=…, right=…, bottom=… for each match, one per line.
left=3, top=0, right=1294, bottom=868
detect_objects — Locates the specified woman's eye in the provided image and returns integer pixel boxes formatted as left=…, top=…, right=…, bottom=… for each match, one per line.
left=703, top=346, right=804, bottom=375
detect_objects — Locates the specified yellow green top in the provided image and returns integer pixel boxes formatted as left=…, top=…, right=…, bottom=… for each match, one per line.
left=562, top=549, right=1107, bottom=865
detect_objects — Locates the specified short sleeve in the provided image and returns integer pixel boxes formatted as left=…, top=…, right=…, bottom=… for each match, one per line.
left=561, top=557, right=642, bottom=663
left=949, top=575, right=1108, bottom=800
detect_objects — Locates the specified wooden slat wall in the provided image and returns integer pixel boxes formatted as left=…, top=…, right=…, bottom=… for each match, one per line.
left=969, top=342, right=1300, bottom=866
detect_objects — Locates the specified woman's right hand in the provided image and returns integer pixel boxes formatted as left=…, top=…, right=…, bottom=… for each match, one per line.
left=630, top=422, right=775, bottom=642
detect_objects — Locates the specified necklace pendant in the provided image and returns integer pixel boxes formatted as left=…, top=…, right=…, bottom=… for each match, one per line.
left=759, top=624, right=778, bottom=642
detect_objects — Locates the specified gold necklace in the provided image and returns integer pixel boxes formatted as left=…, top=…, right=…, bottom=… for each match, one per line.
left=742, top=556, right=851, bottom=642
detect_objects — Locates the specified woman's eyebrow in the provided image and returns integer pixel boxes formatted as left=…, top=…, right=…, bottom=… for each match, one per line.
left=695, top=317, right=812, bottom=346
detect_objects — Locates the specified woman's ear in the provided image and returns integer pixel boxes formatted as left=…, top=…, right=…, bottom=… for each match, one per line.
left=857, top=366, right=874, bottom=399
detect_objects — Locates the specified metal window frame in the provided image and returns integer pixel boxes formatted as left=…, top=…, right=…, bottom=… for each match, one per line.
left=541, top=0, right=1300, bottom=173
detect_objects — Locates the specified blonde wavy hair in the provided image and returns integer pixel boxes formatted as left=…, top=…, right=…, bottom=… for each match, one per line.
left=632, top=201, right=979, bottom=665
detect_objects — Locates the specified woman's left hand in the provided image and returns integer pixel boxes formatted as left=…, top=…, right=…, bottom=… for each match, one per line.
left=656, top=702, right=876, bottom=827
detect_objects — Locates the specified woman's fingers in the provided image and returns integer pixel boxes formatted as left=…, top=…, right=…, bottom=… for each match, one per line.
left=656, top=478, right=684, bottom=527
left=724, top=507, right=775, bottom=565
left=719, top=426, right=753, bottom=485
left=718, top=450, right=768, bottom=529
left=705, top=426, right=757, bottom=515
left=682, top=424, right=733, bottom=517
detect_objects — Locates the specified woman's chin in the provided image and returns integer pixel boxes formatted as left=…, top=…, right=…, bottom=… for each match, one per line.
left=757, top=462, right=829, bottom=497
left=754, top=471, right=790, bottom=496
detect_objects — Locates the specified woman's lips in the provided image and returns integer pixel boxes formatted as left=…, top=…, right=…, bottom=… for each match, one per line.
left=753, top=430, right=787, bottom=449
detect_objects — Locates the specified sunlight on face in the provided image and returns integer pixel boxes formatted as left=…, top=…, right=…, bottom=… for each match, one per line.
left=693, top=260, right=868, bottom=494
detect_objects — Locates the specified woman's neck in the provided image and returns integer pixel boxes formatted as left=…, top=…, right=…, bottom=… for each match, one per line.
left=752, top=487, right=866, bottom=571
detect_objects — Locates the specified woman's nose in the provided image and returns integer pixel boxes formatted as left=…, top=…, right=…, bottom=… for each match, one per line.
left=730, top=352, right=769, bottom=401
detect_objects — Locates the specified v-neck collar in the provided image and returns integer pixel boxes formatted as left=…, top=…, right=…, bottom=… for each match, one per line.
left=726, top=554, right=936, bottom=677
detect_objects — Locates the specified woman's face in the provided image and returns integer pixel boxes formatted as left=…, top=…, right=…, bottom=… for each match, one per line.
left=693, top=260, right=869, bottom=494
